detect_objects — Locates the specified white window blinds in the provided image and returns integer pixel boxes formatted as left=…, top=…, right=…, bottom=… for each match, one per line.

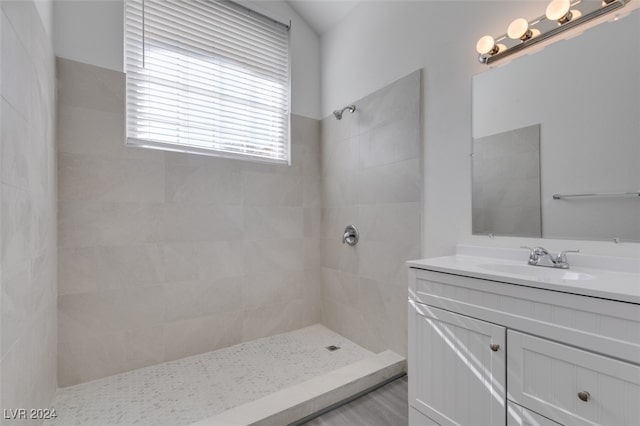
left=125, top=0, right=291, bottom=164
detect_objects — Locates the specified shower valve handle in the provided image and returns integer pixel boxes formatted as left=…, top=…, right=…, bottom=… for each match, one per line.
left=342, top=225, right=359, bottom=246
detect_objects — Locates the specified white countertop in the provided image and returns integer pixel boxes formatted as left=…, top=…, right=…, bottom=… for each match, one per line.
left=408, top=245, right=640, bottom=305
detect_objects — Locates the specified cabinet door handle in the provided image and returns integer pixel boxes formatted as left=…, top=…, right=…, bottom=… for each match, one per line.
left=577, top=391, right=590, bottom=402
left=489, top=343, right=500, bottom=352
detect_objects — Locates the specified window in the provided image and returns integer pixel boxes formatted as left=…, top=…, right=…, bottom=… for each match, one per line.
left=125, top=0, right=291, bottom=164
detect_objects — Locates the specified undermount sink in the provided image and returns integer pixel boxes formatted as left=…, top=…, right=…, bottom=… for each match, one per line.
left=478, top=263, right=595, bottom=281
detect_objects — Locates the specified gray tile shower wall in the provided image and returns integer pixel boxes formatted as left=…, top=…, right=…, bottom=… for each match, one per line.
left=56, top=58, right=322, bottom=387
left=0, top=0, right=58, bottom=421
left=320, top=71, right=423, bottom=357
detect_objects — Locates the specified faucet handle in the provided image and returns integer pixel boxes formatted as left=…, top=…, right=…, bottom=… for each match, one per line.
left=521, top=246, right=537, bottom=263
left=556, top=249, right=580, bottom=262
left=521, top=246, right=534, bottom=255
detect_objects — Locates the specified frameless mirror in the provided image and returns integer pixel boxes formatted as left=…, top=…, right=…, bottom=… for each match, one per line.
left=472, top=9, right=640, bottom=242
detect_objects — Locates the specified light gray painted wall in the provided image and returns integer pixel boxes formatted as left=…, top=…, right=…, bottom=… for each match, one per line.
left=320, top=71, right=422, bottom=356
left=1, top=0, right=58, bottom=417
left=56, top=58, right=322, bottom=386
left=52, top=0, right=322, bottom=120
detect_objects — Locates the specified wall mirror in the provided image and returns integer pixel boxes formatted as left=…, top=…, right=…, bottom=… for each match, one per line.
left=472, top=9, right=639, bottom=242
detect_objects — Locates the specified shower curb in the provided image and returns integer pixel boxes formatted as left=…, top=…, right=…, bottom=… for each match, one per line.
left=188, top=350, right=406, bottom=426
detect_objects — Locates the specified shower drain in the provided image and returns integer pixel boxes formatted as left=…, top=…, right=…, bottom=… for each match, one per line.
left=325, top=345, right=341, bottom=351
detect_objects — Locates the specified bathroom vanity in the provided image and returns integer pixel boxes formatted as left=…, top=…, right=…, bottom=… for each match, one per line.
left=407, top=246, right=640, bottom=426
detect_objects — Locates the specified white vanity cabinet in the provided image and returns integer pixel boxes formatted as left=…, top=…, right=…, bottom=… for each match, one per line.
left=408, top=266, right=640, bottom=426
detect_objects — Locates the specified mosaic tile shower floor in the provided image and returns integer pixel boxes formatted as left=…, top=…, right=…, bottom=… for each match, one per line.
left=46, top=325, right=373, bottom=426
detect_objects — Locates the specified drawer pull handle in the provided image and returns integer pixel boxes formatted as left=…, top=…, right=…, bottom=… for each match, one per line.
left=489, top=343, right=500, bottom=352
left=577, top=391, right=591, bottom=402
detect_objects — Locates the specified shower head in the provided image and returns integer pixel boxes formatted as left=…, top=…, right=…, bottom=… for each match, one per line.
left=333, top=104, right=356, bottom=120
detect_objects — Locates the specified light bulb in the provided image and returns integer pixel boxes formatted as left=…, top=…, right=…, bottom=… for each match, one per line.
left=476, top=35, right=498, bottom=55
left=546, top=0, right=572, bottom=23
left=507, top=18, right=532, bottom=40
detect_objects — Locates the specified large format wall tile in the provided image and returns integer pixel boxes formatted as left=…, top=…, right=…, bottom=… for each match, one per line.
left=58, top=286, right=166, bottom=336
left=161, top=204, right=244, bottom=243
left=356, top=158, right=422, bottom=205
left=243, top=239, right=305, bottom=276
left=242, top=171, right=303, bottom=206
left=359, top=113, right=421, bottom=169
left=58, top=153, right=165, bottom=204
left=0, top=0, right=58, bottom=420
left=244, top=206, right=304, bottom=240
left=58, top=201, right=164, bottom=248
left=1, top=261, right=31, bottom=357
left=1, top=184, right=33, bottom=267
left=1, top=10, right=32, bottom=117
left=165, top=158, right=242, bottom=205
left=163, top=277, right=243, bottom=322
left=243, top=270, right=305, bottom=309
left=57, top=56, right=124, bottom=113
left=56, top=58, right=322, bottom=386
left=58, top=245, right=165, bottom=295
left=163, top=311, right=243, bottom=362
left=57, top=106, right=157, bottom=161
left=242, top=299, right=311, bottom=341
left=320, top=70, right=422, bottom=357
left=1, top=99, right=31, bottom=189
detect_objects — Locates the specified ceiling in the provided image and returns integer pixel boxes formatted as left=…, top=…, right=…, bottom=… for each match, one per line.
left=286, top=1, right=360, bottom=35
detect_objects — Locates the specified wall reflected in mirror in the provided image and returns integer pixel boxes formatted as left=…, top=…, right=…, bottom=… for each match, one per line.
left=472, top=9, right=639, bottom=242
left=473, top=125, right=541, bottom=238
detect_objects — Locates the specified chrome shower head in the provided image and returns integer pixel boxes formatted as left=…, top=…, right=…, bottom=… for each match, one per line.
left=333, top=104, right=356, bottom=120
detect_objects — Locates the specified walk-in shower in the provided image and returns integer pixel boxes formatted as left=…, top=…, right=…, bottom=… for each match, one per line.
left=333, top=104, right=356, bottom=120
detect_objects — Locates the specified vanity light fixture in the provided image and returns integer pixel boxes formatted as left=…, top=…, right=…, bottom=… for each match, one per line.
left=546, top=0, right=572, bottom=23
left=476, top=0, right=630, bottom=64
left=507, top=18, right=532, bottom=41
left=476, top=35, right=499, bottom=56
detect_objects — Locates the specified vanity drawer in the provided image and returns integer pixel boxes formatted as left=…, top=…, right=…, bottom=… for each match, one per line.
left=409, top=268, right=640, bottom=364
left=507, top=330, right=640, bottom=426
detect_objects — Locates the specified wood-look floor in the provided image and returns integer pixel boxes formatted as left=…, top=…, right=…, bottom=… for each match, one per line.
left=302, top=376, right=408, bottom=426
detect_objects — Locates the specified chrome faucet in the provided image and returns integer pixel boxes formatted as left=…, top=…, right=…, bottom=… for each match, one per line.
left=521, top=246, right=580, bottom=269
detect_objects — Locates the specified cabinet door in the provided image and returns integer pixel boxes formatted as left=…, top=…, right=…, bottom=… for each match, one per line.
left=508, top=330, right=640, bottom=426
left=410, top=407, right=441, bottom=426
left=409, top=303, right=506, bottom=426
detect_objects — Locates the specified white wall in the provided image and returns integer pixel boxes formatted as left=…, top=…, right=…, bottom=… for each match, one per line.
left=321, top=0, right=640, bottom=258
left=53, top=1, right=124, bottom=72
left=35, top=0, right=53, bottom=35
left=52, top=0, right=321, bottom=119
